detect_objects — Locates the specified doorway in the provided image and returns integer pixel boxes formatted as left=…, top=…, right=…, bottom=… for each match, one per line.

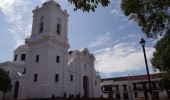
left=83, top=76, right=89, bottom=98
left=14, top=81, right=19, bottom=99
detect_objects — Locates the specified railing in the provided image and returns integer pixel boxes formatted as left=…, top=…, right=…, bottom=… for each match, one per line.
left=17, top=98, right=116, bottom=100
left=136, top=87, right=159, bottom=91
left=152, top=86, right=159, bottom=90
left=102, top=90, right=114, bottom=93
left=123, top=90, right=128, bottom=93
left=133, top=88, right=137, bottom=91
left=114, top=90, right=119, bottom=94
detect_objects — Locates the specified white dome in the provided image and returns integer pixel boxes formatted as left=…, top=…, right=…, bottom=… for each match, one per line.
left=16, top=44, right=28, bottom=51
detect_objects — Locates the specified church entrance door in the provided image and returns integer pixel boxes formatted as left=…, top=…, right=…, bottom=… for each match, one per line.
left=83, top=76, right=89, bottom=98
left=14, top=81, right=19, bottom=99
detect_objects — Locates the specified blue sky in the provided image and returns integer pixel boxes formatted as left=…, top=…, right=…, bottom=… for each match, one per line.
left=0, top=0, right=158, bottom=78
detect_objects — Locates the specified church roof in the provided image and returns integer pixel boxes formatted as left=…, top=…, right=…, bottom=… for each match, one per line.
left=42, top=0, right=61, bottom=8
left=101, top=73, right=165, bottom=82
left=78, top=47, right=88, bottom=52
left=16, top=44, right=28, bottom=51
left=0, top=61, right=25, bottom=68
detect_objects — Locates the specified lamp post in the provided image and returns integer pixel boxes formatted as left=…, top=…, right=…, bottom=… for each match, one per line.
left=139, top=38, right=153, bottom=100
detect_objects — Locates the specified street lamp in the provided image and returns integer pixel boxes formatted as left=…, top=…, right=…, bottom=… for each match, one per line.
left=139, top=38, right=153, bottom=100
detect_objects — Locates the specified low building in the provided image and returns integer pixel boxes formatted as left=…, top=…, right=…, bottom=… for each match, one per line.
left=101, top=73, right=170, bottom=100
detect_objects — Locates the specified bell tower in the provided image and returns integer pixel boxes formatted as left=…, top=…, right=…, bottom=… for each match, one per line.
left=24, top=0, right=69, bottom=98
left=31, top=0, right=69, bottom=45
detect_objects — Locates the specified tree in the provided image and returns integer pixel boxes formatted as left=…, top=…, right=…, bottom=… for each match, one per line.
left=0, top=68, right=12, bottom=100
left=151, top=30, right=170, bottom=72
left=68, top=0, right=110, bottom=12
left=69, top=0, right=170, bottom=37
left=121, top=0, right=170, bottom=38
left=158, top=77, right=170, bottom=90
left=68, top=0, right=170, bottom=37
left=150, top=30, right=170, bottom=90
left=120, top=0, right=170, bottom=90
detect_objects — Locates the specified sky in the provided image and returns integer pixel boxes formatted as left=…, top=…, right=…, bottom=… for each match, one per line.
left=0, top=0, right=159, bottom=78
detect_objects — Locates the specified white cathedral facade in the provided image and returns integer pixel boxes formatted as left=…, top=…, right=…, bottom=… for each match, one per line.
left=0, top=0, right=101, bottom=99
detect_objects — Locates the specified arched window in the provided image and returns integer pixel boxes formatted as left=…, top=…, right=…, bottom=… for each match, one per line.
left=39, top=22, right=44, bottom=33
left=84, top=51, right=86, bottom=55
left=84, top=63, right=87, bottom=69
left=57, top=24, right=61, bottom=35
left=14, top=54, right=17, bottom=61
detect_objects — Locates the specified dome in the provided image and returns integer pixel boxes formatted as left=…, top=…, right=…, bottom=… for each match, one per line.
left=15, top=44, right=28, bottom=51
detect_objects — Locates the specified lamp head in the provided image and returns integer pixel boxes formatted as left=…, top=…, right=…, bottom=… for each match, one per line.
left=140, top=38, right=146, bottom=47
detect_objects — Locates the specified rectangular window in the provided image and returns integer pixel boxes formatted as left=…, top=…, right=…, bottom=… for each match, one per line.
left=144, top=92, right=148, bottom=99
left=70, top=75, right=73, bottom=81
left=134, top=92, right=138, bottom=98
left=153, top=92, right=159, bottom=99
left=55, top=74, right=59, bottom=82
left=39, top=22, right=44, bottom=33
left=167, top=91, right=170, bottom=99
left=56, top=56, right=60, bottom=63
left=14, top=54, right=17, bottom=61
left=133, top=83, right=137, bottom=91
left=84, top=63, right=86, bottom=69
left=116, top=85, right=119, bottom=90
left=95, top=80, right=97, bottom=85
left=35, top=55, right=39, bottom=62
left=21, top=54, right=26, bottom=61
left=143, top=83, right=147, bottom=90
left=152, top=82, right=157, bottom=89
left=108, top=94, right=113, bottom=98
left=123, top=93, right=129, bottom=99
left=57, top=24, right=61, bottom=35
left=123, top=85, right=127, bottom=90
left=33, top=74, right=38, bottom=82
left=116, top=94, right=121, bottom=99
left=104, top=86, right=112, bottom=92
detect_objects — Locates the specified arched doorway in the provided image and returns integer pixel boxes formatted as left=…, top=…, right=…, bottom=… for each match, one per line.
left=83, top=76, right=89, bottom=98
left=14, top=81, right=19, bottom=99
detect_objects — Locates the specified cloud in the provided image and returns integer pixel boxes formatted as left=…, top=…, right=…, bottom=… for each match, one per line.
left=110, top=0, right=134, bottom=30
left=0, top=0, right=31, bottom=48
left=110, top=0, right=123, bottom=17
left=117, top=19, right=133, bottom=30
left=113, top=34, right=141, bottom=45
left=40, top=0, right=46, bottom=3
left=110, top=9, right=123, bottom=17
left=93, top=34, right=155, bottom=75
left=95, top=42, right=154, bottom=74
left=88, top=32, right=111, bottom=47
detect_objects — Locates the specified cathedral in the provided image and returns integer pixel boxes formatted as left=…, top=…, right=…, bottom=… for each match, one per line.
left=0, top=0, right=101, bottom=99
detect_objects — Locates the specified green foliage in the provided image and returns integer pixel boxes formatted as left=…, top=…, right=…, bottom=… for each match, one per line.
left=121, top=0, right=170, bottom=38
left=120, top=0, right=170, bottom=90
left=158, top=76, right=170, bottom=90
left=0, top=68, right=12, bottom=99
left=151, top=30, right=170, bottom=90
left=68, top=0, right=110, bottom=12
left=151, top=30, right=170, bottom=72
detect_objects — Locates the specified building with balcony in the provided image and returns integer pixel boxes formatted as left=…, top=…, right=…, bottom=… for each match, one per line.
left=101, top=73, right=170, bottom=100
